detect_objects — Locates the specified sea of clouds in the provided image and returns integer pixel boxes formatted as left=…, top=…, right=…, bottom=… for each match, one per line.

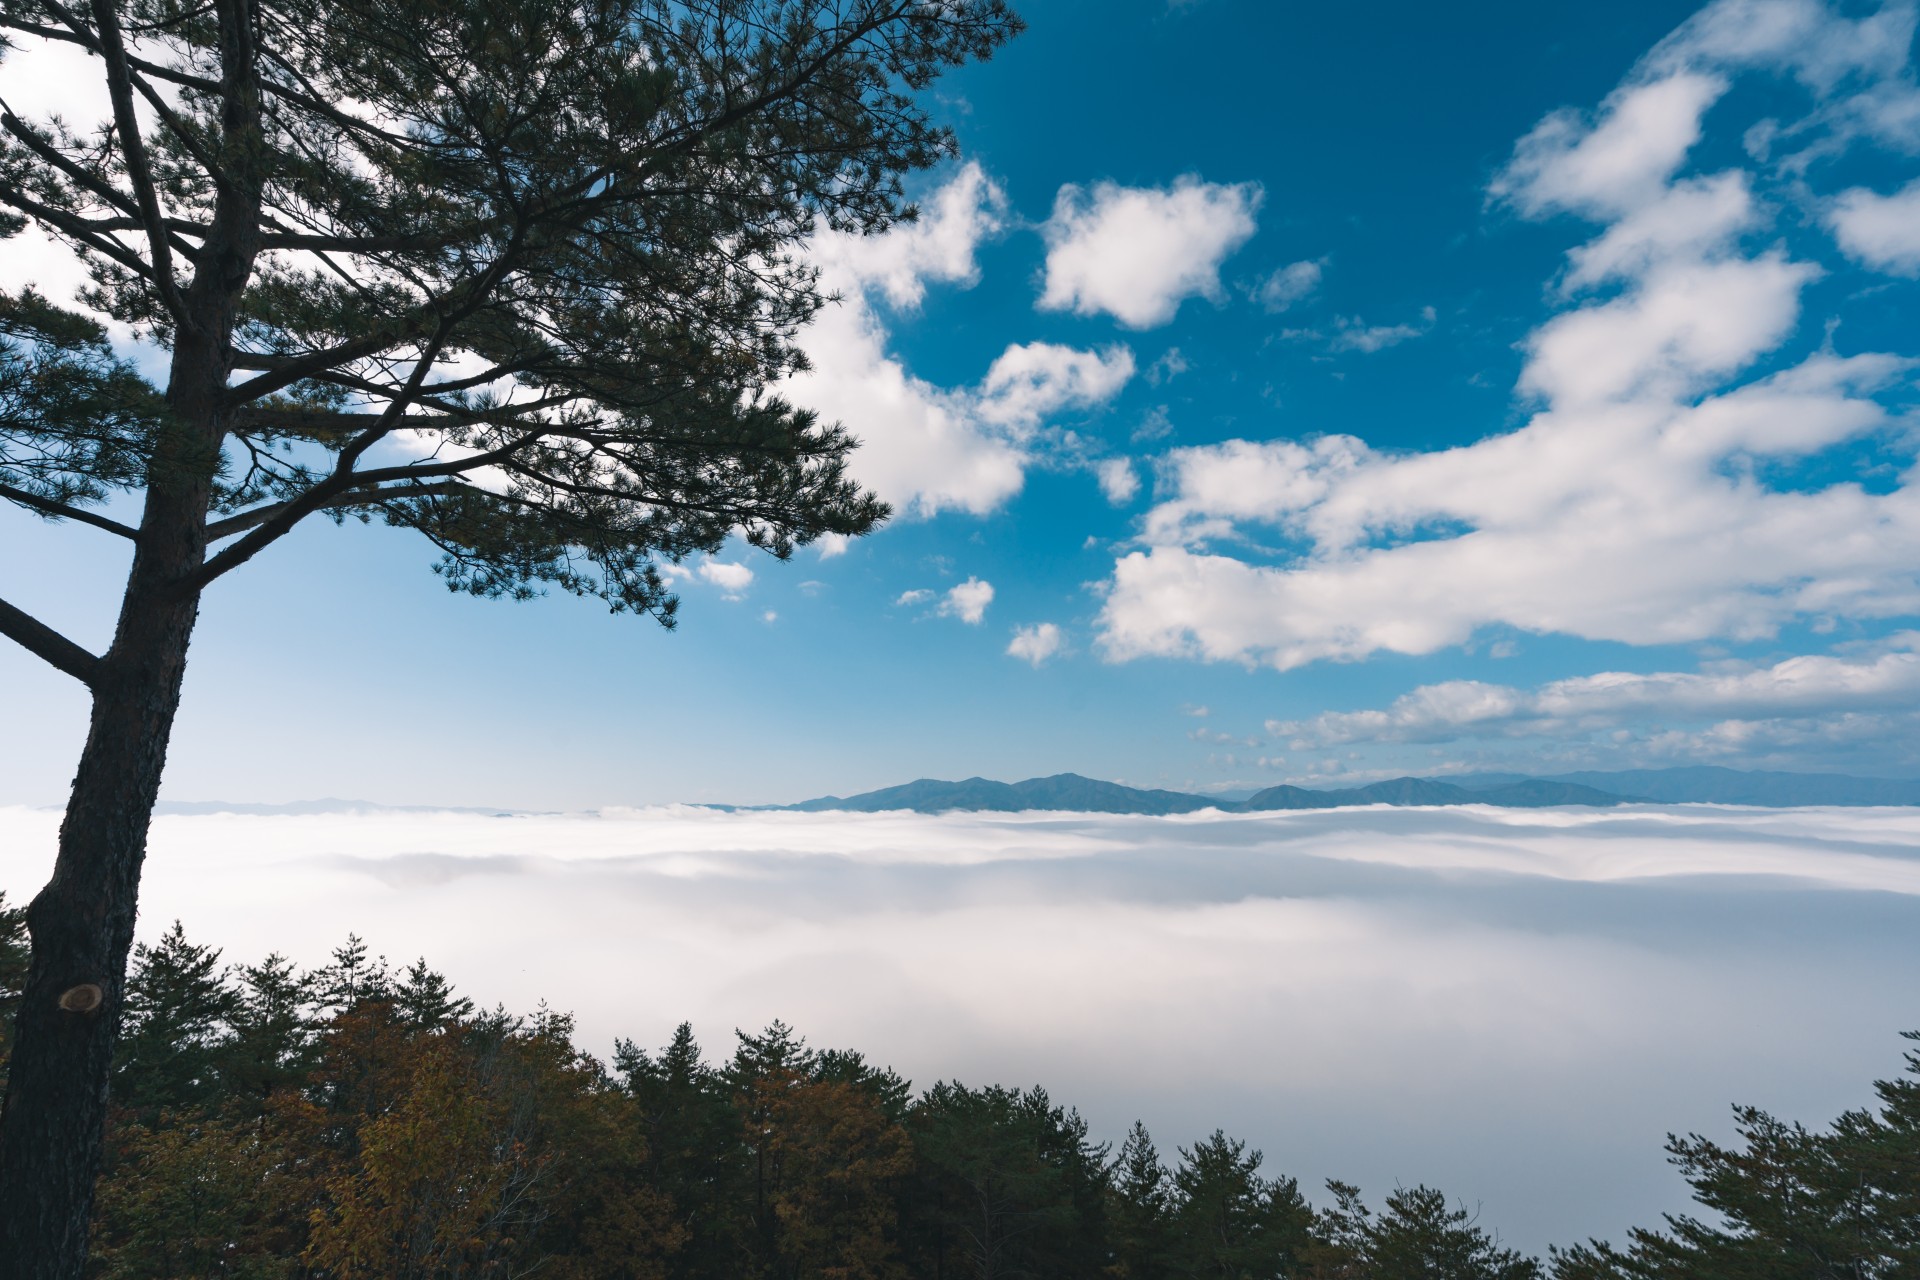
left=4, top=802, right=1919, bottom=1252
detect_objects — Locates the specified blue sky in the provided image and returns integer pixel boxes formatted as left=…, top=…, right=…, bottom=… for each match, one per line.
left=6, top=0, right=1920, bottom=807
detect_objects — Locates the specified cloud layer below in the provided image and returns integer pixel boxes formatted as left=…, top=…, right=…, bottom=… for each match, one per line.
left=8, top=803, right=1917, bottom=1253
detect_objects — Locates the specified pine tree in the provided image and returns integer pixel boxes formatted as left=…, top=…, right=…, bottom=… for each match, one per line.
left=1112, top=1121, right=1177, bottom=1280
left=618, top=1023, right=755, bottom=1280
left=223, top=952, right=316, bottom=1110
left=393, top=957, right=475, bottom=1030
left=111, top=923, right=237, bottom=1116
left=309, top=934, right=394, bottom=1016
left=905, top=1082, right=1111, bottom=1280
left=1168, top=1130, right=1312, bottom=1280
left=1315, top=1180, right=1539, bottom=1280
left=1548, top=1032, right=1920, bottom=1279
left=0, top=2, right=1021, bottom=1269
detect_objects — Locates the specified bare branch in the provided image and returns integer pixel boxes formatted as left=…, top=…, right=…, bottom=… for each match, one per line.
left=0, top=483, right=138, bottom=538
left=0, top=593, right=101, bottom=685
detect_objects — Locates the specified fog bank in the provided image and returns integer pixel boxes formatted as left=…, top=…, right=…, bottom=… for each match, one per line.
left=5, top=801, right=1918, bottom=1252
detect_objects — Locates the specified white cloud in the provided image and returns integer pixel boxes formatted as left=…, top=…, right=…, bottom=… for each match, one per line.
left=939, top=577, right=994, bottom=625
left=1641, top=0, right=1920, bottom=166
left=1828, top=179, right=1920, bottom=275
left=1271, top=636, right=1920, bottom=747
left=1133, top=406, right=1175, bottom=444
left=975, top=343, right=1136, bottom=430
left=1146, top=349, right=1190, bottom=386
left=698, top=561, right=754, bottom=598
left=1561, top=172, right=1757, bottom=290
left=787, top=166, right=1134, bottom=519
left=1648, top=0, right=1917, bottom=95
left=1007, top=622, right=1065, bottom=666
left=1492, top=73, right=1728, bottom=220
left=1326, top=307, right=1435, bottom=354
left=896, top=589, right=935, bottom=607
left=1095, top=457, right=1141, bottom=506
left=1258, top=259, right=1325, bottom=312
left=1039, top=177, right=1263, bottom=328
left=1520, top=255, right=1815, bottom=409
left=1100, top=351, right=1918, bottom=669
left=789, top=221, right=1025, bottom=516
left=1096, top=6, right=1920, bottom=673
left=807, top=161, right=1007, bottom=309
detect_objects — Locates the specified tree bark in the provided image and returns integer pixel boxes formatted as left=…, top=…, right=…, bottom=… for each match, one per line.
left=0, top=0, right=262, bottom=1263
left=0, top=483, right=210, bottom=1276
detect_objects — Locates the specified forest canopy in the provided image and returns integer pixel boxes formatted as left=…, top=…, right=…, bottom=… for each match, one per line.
left=3, top=894, right=1913, bottom=1280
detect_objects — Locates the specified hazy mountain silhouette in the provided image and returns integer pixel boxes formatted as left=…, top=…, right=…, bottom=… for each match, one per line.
left=1448, top=765, right=1920, bottom=807
left=786, top=767, right=1920, bottom=814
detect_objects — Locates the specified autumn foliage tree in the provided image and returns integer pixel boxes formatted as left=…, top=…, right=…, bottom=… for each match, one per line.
left=0, top=0, right=1021, bottom=1271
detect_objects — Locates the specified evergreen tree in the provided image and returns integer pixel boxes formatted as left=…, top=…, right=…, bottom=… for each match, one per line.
left=618, top=1023, right=755, bottom=1280
left=393, top=956, right=475, bottom=1030
left=0, top=1, right=1021, bottom=1269
left=1549, top=1031, right=1920, bottom=1279
left=1317, top=1181, right=1538, bottom=1280
left=905, top=1082, right=1111, bottom=1279
left=1169, top=1130, right=1312, bottom=1280
left=223, top=952, right=316, bottom=1110
left=1112, top=1121, right=1178, bottom=1280
left=309, top=934, right=395, bottom=1015
left=111, top=922, right=237, bottom=1116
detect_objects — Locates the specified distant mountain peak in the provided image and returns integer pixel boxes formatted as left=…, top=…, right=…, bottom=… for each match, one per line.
left=780, top=766, right=1920, bottom=815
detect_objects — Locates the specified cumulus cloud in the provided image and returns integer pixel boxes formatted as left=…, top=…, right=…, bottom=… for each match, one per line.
left=1828, top=179, right=1920, bottom=275
left=1095, top=457, right=1141, bottom=505
left=1561, top=172, right=1757, bottom=290
left=1039, top=177, right=1263, bottom=328
left=896, top=589, right=935, bottom=607
left=939, top=577, right=995, bottom=625
left=1491, top=73, right=1728, bottom=219
left=1095, top=2, right=1920, bottom=674
left=809, top=162, right=1008, bottom=308
left=788, top=165, right=1133, bottom=519
left=698, top=561, right=754, bottom=598
left=1258, top=259, right=1325, bottom=312
left=975, top=343, right=1137, bottom=430
left=1007, top=621, right=1065, bottom=666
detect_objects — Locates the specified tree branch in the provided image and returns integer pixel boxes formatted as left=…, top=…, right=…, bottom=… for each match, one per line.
left=204, top=480, right=469, bottom=540
left=88, top=0, right=186, bottom=322
left=190, top=428, right=543, bottom=586
left=0, top=593, right=101, bottom=685
left=0, top=483, right=138, bottom=538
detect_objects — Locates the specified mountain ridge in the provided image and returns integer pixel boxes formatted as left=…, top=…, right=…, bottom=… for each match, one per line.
left=781, top=766, right=1920, bottom=814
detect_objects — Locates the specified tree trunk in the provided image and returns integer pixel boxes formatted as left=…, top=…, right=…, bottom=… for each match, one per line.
left=0, top=4, right=259, bottom=1267
left=0, top=427, right=217, bottom=1279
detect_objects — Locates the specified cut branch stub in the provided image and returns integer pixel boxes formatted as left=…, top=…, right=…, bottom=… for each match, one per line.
left=56, top=983, right=104, bottom=1014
